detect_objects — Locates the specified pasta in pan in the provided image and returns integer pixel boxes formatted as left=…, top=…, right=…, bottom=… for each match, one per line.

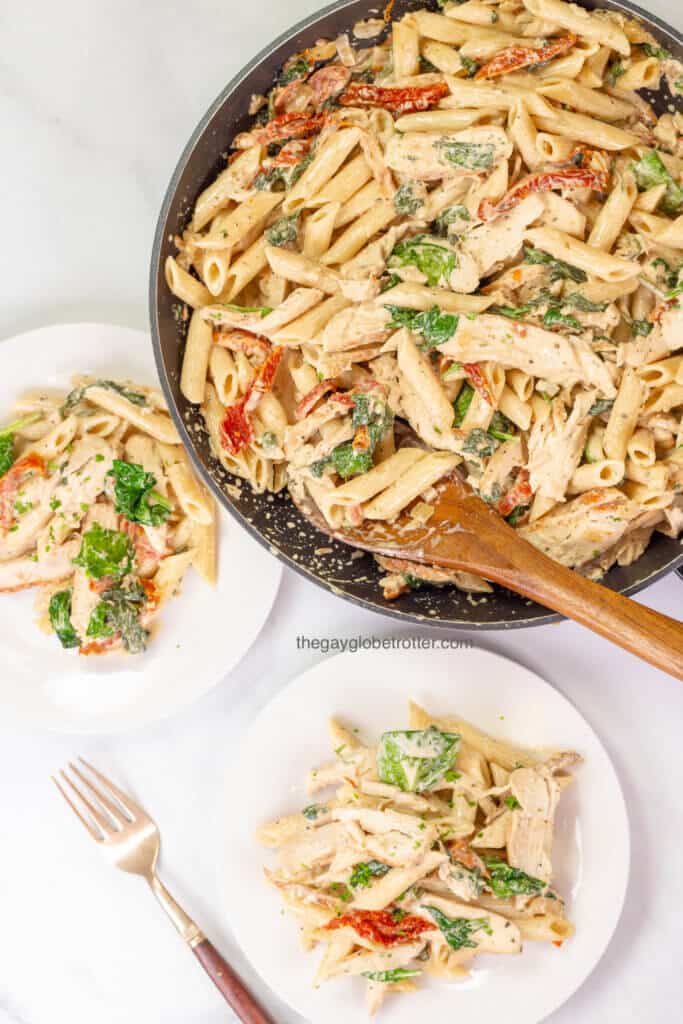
left=170, top=0, right=683, bottom=600
left=256, top=701, right=581, bottom=1016
left=0, top=377, right=216, bottom=655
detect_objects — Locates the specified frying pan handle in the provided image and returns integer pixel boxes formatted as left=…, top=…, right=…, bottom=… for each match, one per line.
left=677, top=568, right=683, bottom=583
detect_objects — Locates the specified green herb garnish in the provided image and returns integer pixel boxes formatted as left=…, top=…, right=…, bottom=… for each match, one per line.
left=349, top=860, right=390, bottom=889
left=588, top=398, right=614, bottom=417
left=462, top=428, right=499, bottom=459
left=362, top=968, right=421, bottom=983
left=302, top=803, right=328, bottom=821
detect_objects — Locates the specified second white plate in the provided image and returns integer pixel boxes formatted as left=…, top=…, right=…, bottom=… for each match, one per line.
left=0, top=322, right=282, bottom=733
left=224, top=647, right=629, bottom=1024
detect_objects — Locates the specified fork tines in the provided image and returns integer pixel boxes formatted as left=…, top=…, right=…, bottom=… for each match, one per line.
left=52, top=758, right=137, bottom=841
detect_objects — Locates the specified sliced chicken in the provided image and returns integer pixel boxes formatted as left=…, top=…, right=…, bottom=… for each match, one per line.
left=462, top=195, right=544, bottom=282
left=0, top=471, right=59, bottom=561
left=321, top=302, right=391, bottom=353
left=277, top=823, right=349, bottom=879
left=325, top=941, right=425, bottom=979
left=506, top=767, right=560, bottom=883
left=439, top=315, right=617, bottom=396
left=43, top=437, right=116, bottom=547
left=353, top=851, right=446, bottom=911
left=69, top=504, right=119, bottom=640
left=518, top=487, right=643, bottom=568
left=419, top=894, right=522, bottom=955
left=0, top=538, right=79, bottom=593
left=332, top=806, right=430, bottom=840
left=385, top=126, right=512, bottom=182
left=527, top=392, right=595, bottom=502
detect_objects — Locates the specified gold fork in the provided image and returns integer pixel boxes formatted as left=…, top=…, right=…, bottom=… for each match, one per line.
left=53, top=758, right=274, bottom=1024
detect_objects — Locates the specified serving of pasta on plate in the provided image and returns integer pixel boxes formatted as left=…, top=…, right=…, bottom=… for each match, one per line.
left=0, top=376, right=216, bottom=656
left=166, top=0, right=683, bottom=603
left=256, top=700, right=580, bottom=1016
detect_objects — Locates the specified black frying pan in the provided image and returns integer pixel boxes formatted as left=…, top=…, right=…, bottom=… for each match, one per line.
left=150, top=0, right=683, bottom=629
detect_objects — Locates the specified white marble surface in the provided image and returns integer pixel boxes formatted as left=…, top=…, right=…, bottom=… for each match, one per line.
left=0, top=2, right=682, bottom=1022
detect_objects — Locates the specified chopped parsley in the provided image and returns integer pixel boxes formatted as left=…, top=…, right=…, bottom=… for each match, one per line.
left=349, top=860, right=391, bottom=888
left=301, top=803, right=328, bottom=821
left=504, top=795, right=521, bottom=810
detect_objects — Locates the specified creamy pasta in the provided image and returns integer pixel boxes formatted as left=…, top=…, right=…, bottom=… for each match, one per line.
left=170, top=1, right=683, bottom=600
left=256, top=701, right=580, bottom=1016
left=0, top=377, right=216, bottom=655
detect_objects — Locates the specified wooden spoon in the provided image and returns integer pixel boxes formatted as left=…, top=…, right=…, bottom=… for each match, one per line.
left=291, top=473, right=683, bottom=680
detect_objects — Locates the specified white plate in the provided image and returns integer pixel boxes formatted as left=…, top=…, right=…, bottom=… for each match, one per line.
left=0, top=323, right=281, bottom=733
left=224, top=647, right=629, bottom=1024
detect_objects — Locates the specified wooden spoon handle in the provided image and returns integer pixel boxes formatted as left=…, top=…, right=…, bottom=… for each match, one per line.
left=478, top=536, right=683, bottom=680
left=192, top=938, right=275, bottom=1023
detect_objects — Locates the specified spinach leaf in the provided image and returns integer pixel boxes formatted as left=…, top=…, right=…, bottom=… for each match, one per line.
left=488, top=411, right=517, bottom=443
left=389, top=235, right=457, bottom=287
left=254, top=150, right=314, bottom=191
left=425, top=906, right=492, bottom=950
left=278, top=58, right=309, bottom=85
left=385, top=304, right=459, bottom=349
left=218, top=302, right=273, bottom=316
left=377, top=726, right=460, bottom=792
left=380, top=273, right=401, bottom=293
left=542, top=307, right=582, bottom=332
left=606, top=61, right=625, bottom=86
left=311, top=393, right=392, bottom=480
left=632, top=318, right=653, bottom=336
left=72, top=522, right=135, bottom=580
left=524, top=247, right=587, bottom=283
left=0, top=413, right=44, bottom=478
left=588, top=398, right=614, bottom=417
left=435, top=138, right=495, bottom=170
left=563, top=292, right=608, bottom=312
left=462, top=428, right=499, bottom=459
left=433, top=203, right=469, bottom=237
left=265, top=212, right=300, bottom=247
left=349, top=860, right=390, bottom=888
left=490, top=302, right=534, bottom=320
left=446, top=861, right=486, bottom=897
left=48, top=589, right=81, bottom=649
left=453, top=382, right=474, bottom=426
left=505, top=504, right=529, bottom=526
left=302, top=803, right=328, bottom=821
left=483, top=858, right=545, bottom=898
left=632, top=151, right=683, bottom=216
left=641, top=43, right=671, bottom=60
left=86, top=579, right=149, bottom=654
left=394, top=183, right=424, bottom=216
left=108, top=460, right=172, bottom=527
left=61, top=380, right=147, bottom=416
left=362, top=968, right=421, bottom=983
left=460, top=56, right=480, bottom=78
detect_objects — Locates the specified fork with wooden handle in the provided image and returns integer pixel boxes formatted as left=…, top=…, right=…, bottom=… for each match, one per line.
left=53, top=759, right=274, bottom=1024
left=291, top=472, right=683, bottom=680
